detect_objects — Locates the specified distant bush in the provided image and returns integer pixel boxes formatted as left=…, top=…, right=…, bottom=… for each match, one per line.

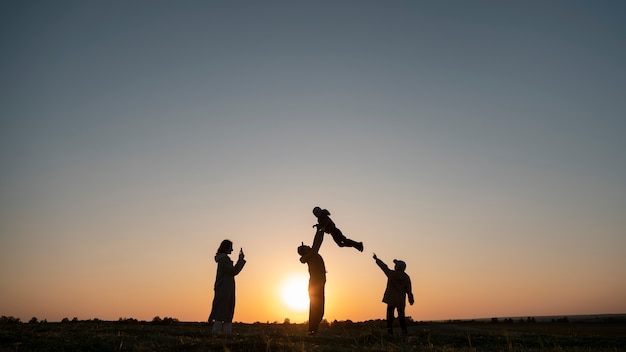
left=117, top=317, right=140, bottom=324
left=0, top=316, right=21, bottom=324
left=151, top=316, right=179, bottom=325
left=330, top=319, right=355, bottom=329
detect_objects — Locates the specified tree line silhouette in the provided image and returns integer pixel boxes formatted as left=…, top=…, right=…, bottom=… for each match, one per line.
left=5, top=315, right=623, bottom=326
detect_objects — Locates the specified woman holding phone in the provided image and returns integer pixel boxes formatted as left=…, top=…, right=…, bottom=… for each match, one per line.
left=209, top=239, right=246, bottom=333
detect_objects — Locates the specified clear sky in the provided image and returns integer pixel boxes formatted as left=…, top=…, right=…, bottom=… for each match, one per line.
left=1, top=1, right=625, bottom=324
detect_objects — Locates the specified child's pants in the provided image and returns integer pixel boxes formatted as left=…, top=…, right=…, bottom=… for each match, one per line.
left=386, top=305, right=407, bottom=334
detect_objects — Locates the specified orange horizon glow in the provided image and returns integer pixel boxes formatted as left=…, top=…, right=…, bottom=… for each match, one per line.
left=3, top=228, right=625, bottom=324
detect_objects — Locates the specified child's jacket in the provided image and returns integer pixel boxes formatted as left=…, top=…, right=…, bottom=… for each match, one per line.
left=375, top=258, right=413, bottom=308
left=315, top=209, right=336, bottom=233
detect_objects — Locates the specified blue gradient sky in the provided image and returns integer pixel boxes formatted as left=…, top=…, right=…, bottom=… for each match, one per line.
left=1, top=1, right=625, bottom=323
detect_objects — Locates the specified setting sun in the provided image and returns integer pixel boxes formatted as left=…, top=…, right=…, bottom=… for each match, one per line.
left=279, top=274, right=309, bottom=312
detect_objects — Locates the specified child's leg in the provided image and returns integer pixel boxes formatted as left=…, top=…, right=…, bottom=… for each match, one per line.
left=212, top=321, right=223, bottom=333
left=330, top=228, right=347, bottom=247
left=330, top=228, right=364, bottom=251
left=386, top=305, right=395, bottom=334
left=343, top=238, right=364, bottom=251
left=398, top=307, right=407, bottom=333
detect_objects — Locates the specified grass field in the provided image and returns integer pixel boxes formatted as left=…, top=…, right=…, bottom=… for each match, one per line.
left=1, top=318, right=625, bottom=351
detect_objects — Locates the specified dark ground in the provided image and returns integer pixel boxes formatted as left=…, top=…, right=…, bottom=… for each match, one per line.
left=1, top=318, right=625, bottom=351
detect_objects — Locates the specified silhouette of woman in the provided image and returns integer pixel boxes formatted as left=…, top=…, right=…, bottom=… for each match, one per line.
left=209, top=239, right=246, bottom=334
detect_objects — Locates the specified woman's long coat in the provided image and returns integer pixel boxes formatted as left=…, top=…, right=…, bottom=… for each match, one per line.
left=209, top=253, right=246, bottom=322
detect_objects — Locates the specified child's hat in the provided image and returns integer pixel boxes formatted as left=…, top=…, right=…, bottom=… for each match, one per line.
left=393, top=259, right=406, bottom=271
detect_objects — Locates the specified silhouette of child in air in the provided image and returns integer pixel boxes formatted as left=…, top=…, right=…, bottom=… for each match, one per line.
left=373, top=253, right=414, bottom=334
left=312, top=207, right=363, bottom=252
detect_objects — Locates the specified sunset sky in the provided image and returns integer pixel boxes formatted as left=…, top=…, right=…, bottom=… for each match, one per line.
left=1, top=1, right=625, bottom=324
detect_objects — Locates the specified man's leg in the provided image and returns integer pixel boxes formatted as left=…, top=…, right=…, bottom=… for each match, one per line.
left=308, top=282, right=325, bottom=333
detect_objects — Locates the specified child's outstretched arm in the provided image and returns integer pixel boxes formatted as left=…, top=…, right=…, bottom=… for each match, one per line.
left=373, top=253, right=392, bottom=275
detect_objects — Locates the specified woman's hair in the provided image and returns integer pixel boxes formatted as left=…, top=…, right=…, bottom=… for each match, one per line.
left=217, top=239, right=233, bottom=254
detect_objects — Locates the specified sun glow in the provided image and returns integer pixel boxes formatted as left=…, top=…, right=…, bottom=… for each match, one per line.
left=279, top=274, right=309, bottom=312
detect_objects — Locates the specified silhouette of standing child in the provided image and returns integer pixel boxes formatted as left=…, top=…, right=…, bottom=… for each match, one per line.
left=312, top=207, right=363, bottom=252
left=373, top=253, right=414, bottom=334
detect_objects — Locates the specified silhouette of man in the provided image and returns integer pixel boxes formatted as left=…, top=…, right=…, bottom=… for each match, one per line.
left=298, top=236, right=326, bottom=335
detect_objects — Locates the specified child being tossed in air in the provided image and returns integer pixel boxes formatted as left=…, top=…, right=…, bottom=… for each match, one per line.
left=312, top=206, right=363, bottom=252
